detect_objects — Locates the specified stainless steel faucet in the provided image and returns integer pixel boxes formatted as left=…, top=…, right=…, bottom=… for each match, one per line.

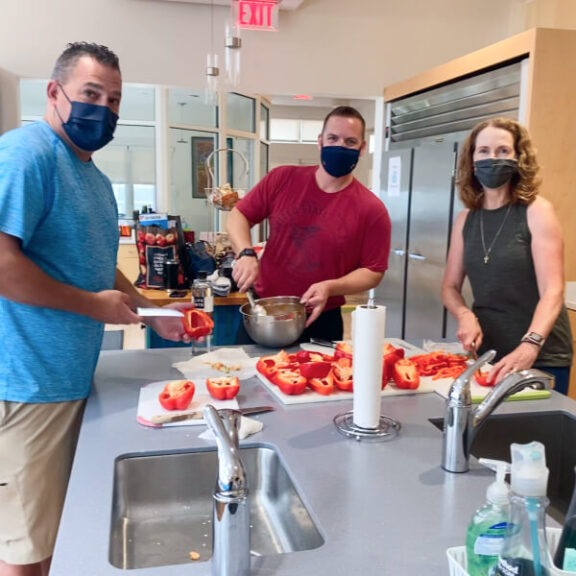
left=442, top=350, right=553, bottom=473
left=203, top=405, right=251, bottom=576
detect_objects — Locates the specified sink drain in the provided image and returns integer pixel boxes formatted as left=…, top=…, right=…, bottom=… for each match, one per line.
left=333, top=410, right=401, bottom=442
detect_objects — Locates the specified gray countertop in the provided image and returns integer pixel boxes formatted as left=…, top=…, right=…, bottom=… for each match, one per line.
left=50, top=347, right=576, bottom=576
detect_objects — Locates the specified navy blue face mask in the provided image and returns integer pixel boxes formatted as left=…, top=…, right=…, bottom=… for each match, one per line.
left=321, top=146, right=360, bottom=178
left=57, top=84, right=118, bottom=152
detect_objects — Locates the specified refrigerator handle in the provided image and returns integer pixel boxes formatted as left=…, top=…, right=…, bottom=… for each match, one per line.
left=408, top=252, right=426, bottom=261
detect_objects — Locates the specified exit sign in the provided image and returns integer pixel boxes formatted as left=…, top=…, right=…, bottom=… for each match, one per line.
left=234, top=0, right=279, bottom=31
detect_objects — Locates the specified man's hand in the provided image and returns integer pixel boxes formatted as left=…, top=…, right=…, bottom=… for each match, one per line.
left=300, top=282, right=330, bottom=327
left=232, top=256, right=259, bottom=293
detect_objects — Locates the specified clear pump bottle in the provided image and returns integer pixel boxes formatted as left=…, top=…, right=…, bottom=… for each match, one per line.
left=466, top=459, right=511, bottom=576
left=493, top=441, right=552, bottom=576
left=553, top=465, right=576, bottom=571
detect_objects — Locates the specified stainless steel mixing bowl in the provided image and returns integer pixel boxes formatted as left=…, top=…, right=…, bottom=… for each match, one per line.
left=240, top=296, right=306, bottom=347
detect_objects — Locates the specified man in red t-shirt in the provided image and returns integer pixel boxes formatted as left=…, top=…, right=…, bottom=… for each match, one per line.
left=227, top=105, right=391, bottom=342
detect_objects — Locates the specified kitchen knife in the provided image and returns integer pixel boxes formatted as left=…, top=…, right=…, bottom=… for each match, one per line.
left=150, top=405, right=275, bottom=425
left=308, top=338, right=337, bottom=348
left=136, top=307, right=184, bottom=318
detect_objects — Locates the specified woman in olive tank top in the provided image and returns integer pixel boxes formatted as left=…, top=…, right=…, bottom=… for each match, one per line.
left=442, top=117, right=572, bottom=394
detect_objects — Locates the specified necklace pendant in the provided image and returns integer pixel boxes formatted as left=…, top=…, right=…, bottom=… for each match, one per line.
left=484, top=255, right=489, bottom=264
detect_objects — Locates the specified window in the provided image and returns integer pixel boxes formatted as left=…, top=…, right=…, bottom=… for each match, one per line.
left=270, top=118, right=322, bottom=143
left=227, top=93, right=255, bottom=133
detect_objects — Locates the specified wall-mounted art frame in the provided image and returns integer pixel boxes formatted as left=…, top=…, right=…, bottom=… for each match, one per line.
left=191, top=136, right=215, bottom=199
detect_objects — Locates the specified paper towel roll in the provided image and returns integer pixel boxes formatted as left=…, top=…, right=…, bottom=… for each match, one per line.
left=352, top=305, right=386, bottom=429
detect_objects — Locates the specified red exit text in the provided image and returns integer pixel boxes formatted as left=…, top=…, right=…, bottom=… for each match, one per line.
left=236, top=0, right=279, bottom=31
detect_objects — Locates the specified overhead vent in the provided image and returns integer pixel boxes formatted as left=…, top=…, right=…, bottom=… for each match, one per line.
left=387, top=60, right=526, bottom=148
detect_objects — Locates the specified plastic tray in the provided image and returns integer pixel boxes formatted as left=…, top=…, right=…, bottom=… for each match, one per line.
left=447, top=527, right=573, bottom=576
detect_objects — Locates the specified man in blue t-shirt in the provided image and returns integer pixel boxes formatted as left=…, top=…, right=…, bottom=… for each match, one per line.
left=0, top=42, right=189, bottom=576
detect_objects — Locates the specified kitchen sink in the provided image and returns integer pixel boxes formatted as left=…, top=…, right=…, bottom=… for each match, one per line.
left=109, top=445, right=324, bottom=570
left=430, top=411, right=576, bottom=523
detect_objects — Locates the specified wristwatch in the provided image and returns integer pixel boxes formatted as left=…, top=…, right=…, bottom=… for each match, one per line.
left=521, top=331, right=546, bottom=348
left=236, top=247, right=257, bottom=260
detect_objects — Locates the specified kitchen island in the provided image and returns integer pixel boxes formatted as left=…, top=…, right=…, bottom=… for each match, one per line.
left=50, top=346, right=575, bottom=576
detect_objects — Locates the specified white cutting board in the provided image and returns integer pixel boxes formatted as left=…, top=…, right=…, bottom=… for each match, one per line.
left=137, top=379, right=239, bottom=428
left=433, top=379, right=550, bottom=403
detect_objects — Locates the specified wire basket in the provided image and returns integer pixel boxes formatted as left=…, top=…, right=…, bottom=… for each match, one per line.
left=204, top=148, right=249, bottom=211
left=447, top=527, right=572, bottom=576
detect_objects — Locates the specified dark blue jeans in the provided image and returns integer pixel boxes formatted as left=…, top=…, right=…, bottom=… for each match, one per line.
left=535, top=366, right=571, bottom=395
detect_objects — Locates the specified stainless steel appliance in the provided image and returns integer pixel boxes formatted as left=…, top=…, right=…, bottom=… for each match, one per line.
left=375, top=143, right=458, bottom=343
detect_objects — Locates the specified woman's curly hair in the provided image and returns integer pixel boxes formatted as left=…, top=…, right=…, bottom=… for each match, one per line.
left=457, top=117, right=541, bottom=210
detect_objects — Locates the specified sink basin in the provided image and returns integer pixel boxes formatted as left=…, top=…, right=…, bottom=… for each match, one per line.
left=109, top=445, right=324, bottom=570
left=430, top=411, right=576, bottom=523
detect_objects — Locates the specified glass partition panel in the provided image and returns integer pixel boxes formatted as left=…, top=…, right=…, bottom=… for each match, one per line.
left=168, top=88, right=217, bottom=128
left=93, top=125, right=156, bottom=217
left=260, top=103, right=269, bottom=140
left=169, top=128, right=217, bottom=233
left=119, top=84, right=155, bottom=121
left=227, top=93, right=255, bottom=133
left=260, top=141, right=269, bottom=181
left=225, top=136, right=254, bottom=192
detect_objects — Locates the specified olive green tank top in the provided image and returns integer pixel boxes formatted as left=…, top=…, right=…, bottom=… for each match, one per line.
left=462, top=204, right=572, bottom=366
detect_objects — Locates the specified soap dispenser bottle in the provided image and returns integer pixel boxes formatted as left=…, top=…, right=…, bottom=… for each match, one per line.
left=466, top=458, right=511, bottom=576
left=493, top=441, right=552, bottom=576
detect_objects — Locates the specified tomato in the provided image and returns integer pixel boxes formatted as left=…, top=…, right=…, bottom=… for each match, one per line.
left=182, top=309, right=214, bottom=339
left=308, top=371, right=334, bottom=396
left=392, top=359, right=420, bottom=390
left=158, top=379, right=195, bottom=411
left=273, top=369, right=307, bottom=395
left=474, top=370, right=495, bottom=387
left=299, top=361, right=332, bottom=380
left=206, top=376, right=240, bottom=400
left=333, top=357, right=353, bottom=392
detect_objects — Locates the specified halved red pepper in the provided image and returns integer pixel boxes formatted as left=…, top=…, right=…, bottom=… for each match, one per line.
left=182, top=309, right=214, bottom=339
left=273, top=369, right=307, bottom=395
left=334, top=342, right=353, bottom=360
left=299, top=361, right=332, bottom=380
left=309, top=371, right=334, bottom=396
left=392, top=359, right=420, bottom=390
left=383, top=344, right=405, bottom=381
left=158, top=379, right=196, bottom=411
left=206, top=376, right=240, bottom=400
left=474, top=370, right=495, bottom=387
left=256, top=350, right=294, bottom=381
left=333, top=357, right=353, bottom=392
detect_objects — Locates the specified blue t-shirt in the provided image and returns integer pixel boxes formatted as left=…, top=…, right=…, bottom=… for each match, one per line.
left=0, top=121, right=119, bottom=402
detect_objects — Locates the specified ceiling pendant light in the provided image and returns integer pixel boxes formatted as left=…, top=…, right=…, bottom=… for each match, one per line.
left=205, top=0, right=220, bottom=105
left=224, top=20, right=242, bottom=88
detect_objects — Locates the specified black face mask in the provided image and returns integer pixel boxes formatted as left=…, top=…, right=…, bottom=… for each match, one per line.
left=474, top=158, right=518, bottom=189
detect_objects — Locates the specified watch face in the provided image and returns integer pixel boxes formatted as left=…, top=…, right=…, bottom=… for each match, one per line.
left=528, top=332, right=544, bottom=343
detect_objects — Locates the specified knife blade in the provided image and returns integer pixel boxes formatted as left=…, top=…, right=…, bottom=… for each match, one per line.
left=136, top=307, right=184, bottom=318
left=150, top=405, right=275, bottom=426
left=308, top=338, right=337, bottom=348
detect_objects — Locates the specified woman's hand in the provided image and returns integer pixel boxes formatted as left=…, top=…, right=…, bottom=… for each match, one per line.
left=488, top=343, right=540, bottom=383
left=456, top=310, right=483, bottom=354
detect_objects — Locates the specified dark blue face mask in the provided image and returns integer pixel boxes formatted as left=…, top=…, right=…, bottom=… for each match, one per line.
left=321, top=146, right=360, bottom=178
left=57, top=84, right=118, bottom=152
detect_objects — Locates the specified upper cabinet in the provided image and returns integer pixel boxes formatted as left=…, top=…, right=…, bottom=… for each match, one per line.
left=383, top=27, right=576, bottom=280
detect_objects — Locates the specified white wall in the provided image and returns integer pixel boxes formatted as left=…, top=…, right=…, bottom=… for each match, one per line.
left=0, top=0, right=522, bottom=99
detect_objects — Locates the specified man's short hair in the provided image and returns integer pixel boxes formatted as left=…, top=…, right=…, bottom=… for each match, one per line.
left=51, top=42, right=121, bottom=83
left=322, top=106, right=366, bottom=141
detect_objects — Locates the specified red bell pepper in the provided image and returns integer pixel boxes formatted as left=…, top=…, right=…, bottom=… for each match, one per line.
left=334, top=342, right=353, bottom=360
left=308, top=371, right=335, bottom=396
left=158, top=379, right=196, bottom=411
left=383, top=344, right=405, bottom=381
left=256, top=350, right=294, bottom=381
left=206, top=376, right=240, bottom=400
left=474, top=370, right=495, bottom=387
left=181, top=309, right=214, bottom=339
left=333, top=357, right=353, bottom=392
left=299, top=361, right=332, bottom=380
left=392, top=359, right=420, bottom=390
left=273, top=369, right=308, bottom=395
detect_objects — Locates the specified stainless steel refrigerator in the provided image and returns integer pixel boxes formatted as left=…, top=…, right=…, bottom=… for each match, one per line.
left=375, top=143, right=459, bottom=344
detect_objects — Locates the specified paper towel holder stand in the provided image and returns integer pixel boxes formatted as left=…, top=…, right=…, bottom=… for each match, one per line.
left=333, top=411, right=401, bottom=442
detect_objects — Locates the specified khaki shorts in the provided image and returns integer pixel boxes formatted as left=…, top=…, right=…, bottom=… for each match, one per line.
left=0, top=400, right=85, bottom=565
